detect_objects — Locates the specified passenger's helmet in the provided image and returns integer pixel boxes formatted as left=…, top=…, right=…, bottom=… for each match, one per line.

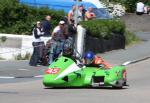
left=84, top=51, right=94, bottom=64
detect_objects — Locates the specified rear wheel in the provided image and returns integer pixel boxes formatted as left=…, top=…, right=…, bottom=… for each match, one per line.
left=112, top=79, right=124, bottom=89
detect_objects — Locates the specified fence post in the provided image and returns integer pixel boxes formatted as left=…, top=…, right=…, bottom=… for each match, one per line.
left=75, top=25, right=86, bottom=58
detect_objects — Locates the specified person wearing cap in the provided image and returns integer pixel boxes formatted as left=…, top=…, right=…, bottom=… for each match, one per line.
left=29, top=21, right=44, bottom=66
left=48, top=20, right=66, bottom=64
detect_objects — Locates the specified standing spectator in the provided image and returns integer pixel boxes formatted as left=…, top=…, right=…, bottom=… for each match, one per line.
left=41, top=15, right=52, bottom=36
left=85, top=7, right=96, bottom=21
left=29, top=21, right=44, bottom=66
left=68, top=5, right=76, bottom=24
left=48, top=20, right=66, bottom=64
left=68, top=19, right=77, bottom=46
left=78, top=5, right=86, bottom=21
left=136, top=0, right=145, bottom=15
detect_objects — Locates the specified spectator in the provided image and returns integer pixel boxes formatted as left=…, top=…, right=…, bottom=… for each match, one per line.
left=78, top=4, right=86, bottom=21
left=61, top=16, right=69, bottom=38
left=48, top=20, right=66, bottom=64
left=41, top=15, right=52, bottom=36
left=68, top=5, right=76, bottom=24
left=144, top=0, right=150, bottom=14
left=29, top=21, right=44, bottom=66
left=68, top=19, right=77, bottom=46
left=85, top=7, right=96, bottom=21
left=136, top=0, right=145, bottom=15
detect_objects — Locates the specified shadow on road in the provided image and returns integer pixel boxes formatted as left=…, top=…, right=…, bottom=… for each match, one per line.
left=44, top=86, right=128, bottom=90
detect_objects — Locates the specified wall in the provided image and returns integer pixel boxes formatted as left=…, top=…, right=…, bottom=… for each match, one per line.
left=0, top=34, right=50, bottom=60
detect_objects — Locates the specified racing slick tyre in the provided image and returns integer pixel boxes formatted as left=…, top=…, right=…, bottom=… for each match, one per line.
left=112, top=79, right=125, bottom=89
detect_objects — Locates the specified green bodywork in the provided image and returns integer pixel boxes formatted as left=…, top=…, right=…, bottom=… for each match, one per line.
left=43, top=56, right=126, bottom=88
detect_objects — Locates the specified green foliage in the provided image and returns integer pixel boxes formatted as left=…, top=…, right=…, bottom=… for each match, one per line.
left=121, top=0, right=138, bottom=13
left=80, top=19, right=139, bottom=45
left=0, top=57, right=5, bottom=60
left=0, top=36, right=7, bottom=42
left=101, top=0, right=140, bottom=13
left=0, top=0, right=65, bottom=35
left=14, top=52, right=31, bottom=60
left=125, top=31, right=139, bottom=45
left=80, top=19, right=126, bottom=39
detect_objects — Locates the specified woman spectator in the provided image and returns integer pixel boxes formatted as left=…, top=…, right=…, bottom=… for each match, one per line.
left=29, top=21, right=44, bottom=66
left=68, top=5, right=76, bottom=24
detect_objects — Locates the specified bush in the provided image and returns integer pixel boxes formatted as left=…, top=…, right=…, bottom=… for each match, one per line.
left=125, top=31, right=139, bottom=45
left=14, top=52, right=31, bottom=60
left=0, top=0, right=65, bottom=35
left=80, top=19, right=126, bottom=39
left=101, top=0, right=139, bottom=13
left=80, top=19, right=139, bottom=45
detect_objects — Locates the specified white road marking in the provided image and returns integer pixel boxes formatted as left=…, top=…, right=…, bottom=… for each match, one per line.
left=34, top=75, right=43, bottom=78
left=18, top=69, right=30, bottom=71
left=0, top=76, right=15, bottom=79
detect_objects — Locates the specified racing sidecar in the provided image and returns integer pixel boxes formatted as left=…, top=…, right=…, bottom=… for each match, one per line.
left=43, top=56, right=127, bottom=88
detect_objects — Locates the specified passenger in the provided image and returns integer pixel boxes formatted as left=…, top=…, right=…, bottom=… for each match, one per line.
left=85, top=7, right=96, bottom=21
left=82, top=51, right=110, bottom=69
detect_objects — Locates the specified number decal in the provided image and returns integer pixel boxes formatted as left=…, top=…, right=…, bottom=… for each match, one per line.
left=45, top=68, right=60, bottom=74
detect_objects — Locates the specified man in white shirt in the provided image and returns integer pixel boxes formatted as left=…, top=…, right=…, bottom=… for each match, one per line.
left=48, top=21, right=66, bottom=64
left=136, top=0, right=145, bottom=15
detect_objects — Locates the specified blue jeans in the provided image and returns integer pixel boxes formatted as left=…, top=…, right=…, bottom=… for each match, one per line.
left=48, top=40, right=64, bottom=64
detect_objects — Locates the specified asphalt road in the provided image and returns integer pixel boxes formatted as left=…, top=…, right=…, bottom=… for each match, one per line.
left=0, top=31, right=150, bottom=103
left=0, top=59, right=150, bottom=103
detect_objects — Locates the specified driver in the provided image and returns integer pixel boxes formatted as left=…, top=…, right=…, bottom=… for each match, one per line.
left=82, top=51, right=110, bottom=69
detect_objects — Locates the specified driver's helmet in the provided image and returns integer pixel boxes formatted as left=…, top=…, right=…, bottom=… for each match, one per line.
left=84, top=51, right=95, bottom=64
left=63, top=38, right=73, bottom=56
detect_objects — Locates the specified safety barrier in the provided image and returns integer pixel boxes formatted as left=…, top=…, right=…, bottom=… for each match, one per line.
left=0, top=33, right=50, bottom=60
left=85, top=34, right=125, bottom=53
left=0, top=26, right=125, bottom=60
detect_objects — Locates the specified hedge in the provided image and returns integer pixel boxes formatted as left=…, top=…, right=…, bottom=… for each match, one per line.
left=80, top=19, right=139, bottom=47
left=0, top=0, right=65, bottom=35
left=80, top=19, right=126, bottom=39
left=103, top=0, right=150, bottom=13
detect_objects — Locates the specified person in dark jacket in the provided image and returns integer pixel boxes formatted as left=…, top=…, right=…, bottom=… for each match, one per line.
left=41, top=15, right=52, bottom=37
left=29, top=21, right=44, bottom=66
